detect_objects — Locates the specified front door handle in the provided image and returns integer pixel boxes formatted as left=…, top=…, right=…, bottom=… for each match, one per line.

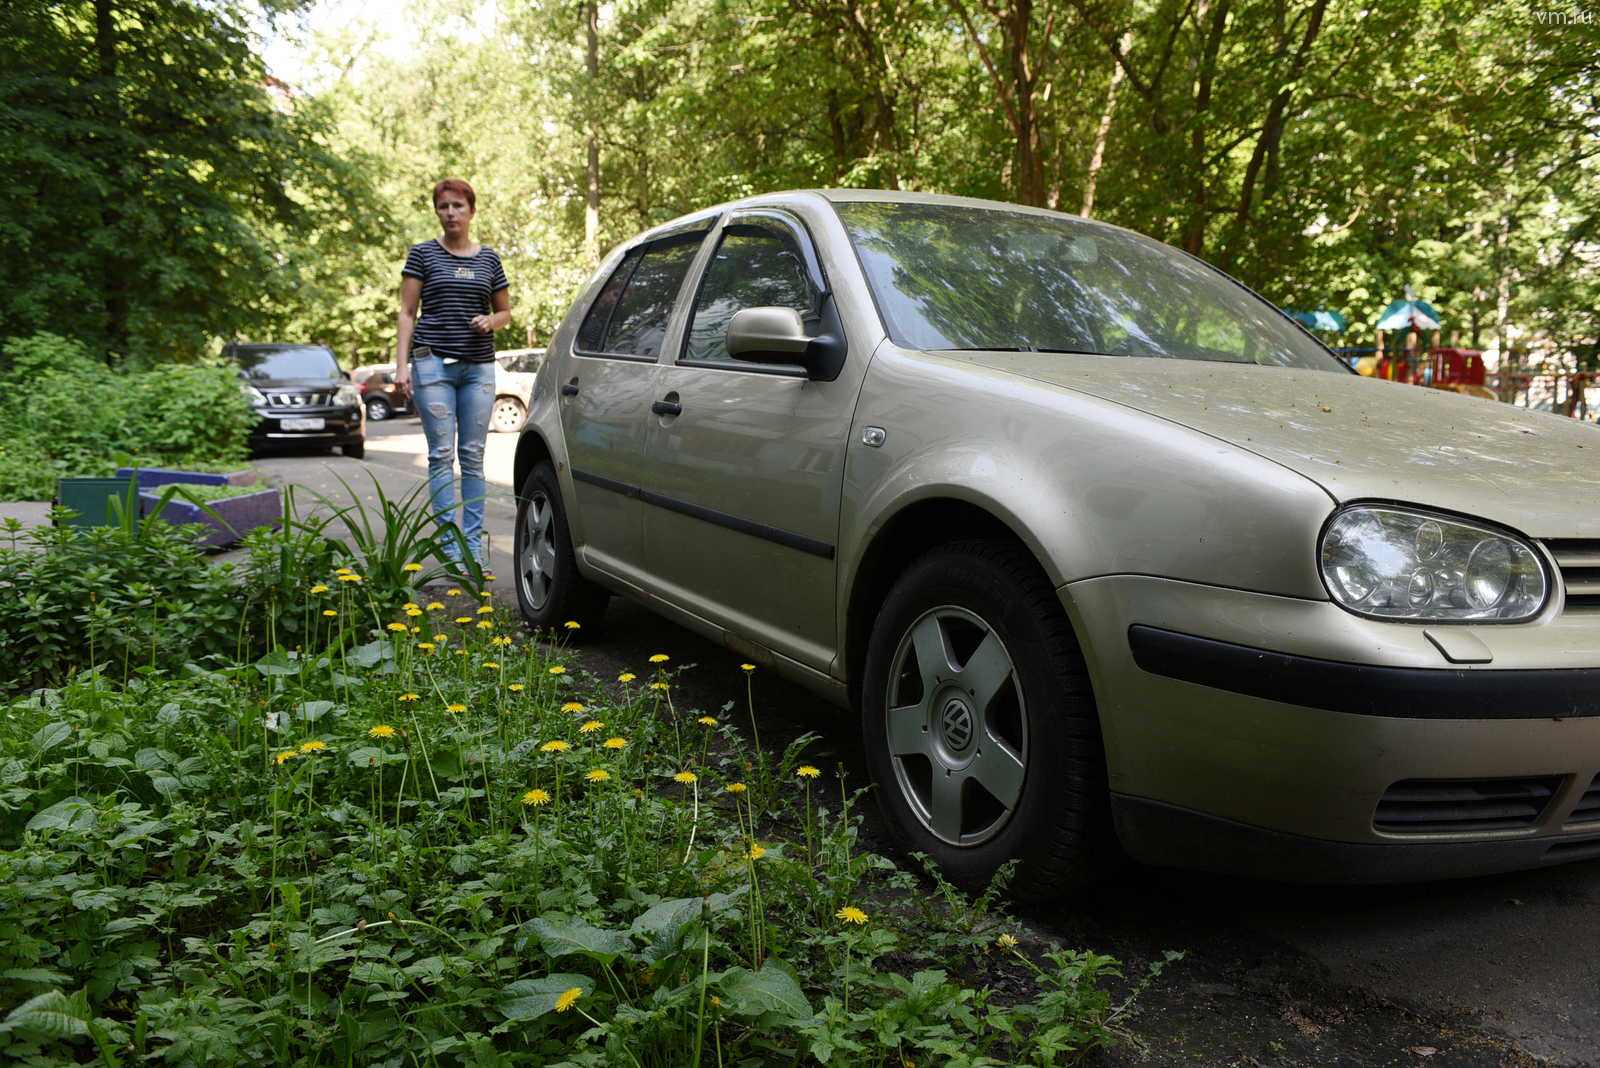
left=651, top=400, right=682, bottom=417
left=560, top=384, right=580, bottom=396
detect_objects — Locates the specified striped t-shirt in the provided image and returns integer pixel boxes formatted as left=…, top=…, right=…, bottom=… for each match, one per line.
left=402, top=240, right=510, bottom=362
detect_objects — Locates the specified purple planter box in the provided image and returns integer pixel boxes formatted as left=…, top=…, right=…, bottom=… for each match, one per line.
left=140, top=487, right=282, bottom=548
left=116, top=466, right=258, bottom=490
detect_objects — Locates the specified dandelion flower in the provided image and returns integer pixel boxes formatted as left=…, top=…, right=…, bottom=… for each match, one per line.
left=426, top=602, right=443, bottom=611
left=996, top=934, right=1019, bottom=950
left=339, top=574, right=362, bottom=583
left=549, top=666, right=566, bottom=675
left=403, top=562, right=423, bottom=572
left=561, top=701, right=584, bottom=713
left=299, top=740, right=328, bottom=754
left=387, top=622, right=409, bottom=633
left=604, top=737, right=627, bottom=750
left=403, top=602, right=419, bottom=610
left=335, top=568, right=352, bottom=576
left=836, top=906, right=868, bottom=925
left=618, top=672, right=636, bottom=683
left=797, top=765, right=821, bottom=779
left=564, top=621, right=581, bottom=630
left=747, top=844, right=765, bottom=860
left=492, top=636, right=512, bottom=647
left=456, top=649, right=470, bottom=656
left=522, top=788, right=551, bottom=806
left=483, top=661, right=499, bottom=669
left=580, top=720, right=603, bottom=734
left=446, top=703, right=467, bottom=714
left=674, top=771, right=697, bottom=785
left=398, top=692, right=420, bottom=702
left=554, top=987, right=582, bottom=1012
left=446, top=589, right=460, bottom=597
left=541, top=740, right=570, bottom=753
left=585, top=769, right=611, bottom=783
left=741, top=663, right=756, bottom=672
left=455, top=616, right=473, bottom=625
left=309, top=584, right=329, bottom=594
left=508, top=683, right=525, bottom=692
left=698, top=716, right=717, bottom=726
left=650, top=681, right=669, bottom=692
left=322, top=609, right=338, bottom=617
left=274, top=750, right=296, bottom=765
left=480, top=590, right=492, bottom=598
left=412, top=625, right=422, bottom=632
left=368, top=725, right=396, bottom=739
left=477, top=605, right=494, bottom=615
left=476, top=621, right=493, bottom=630
left=725, top=782, right=747, bottom=794
left=416, top=643, right=435, bottom=653
left=406, top=608, right=423, bottom=618
left=433, top=633, right=448, bottom=642
left=649, top=654, right=669, bottom=663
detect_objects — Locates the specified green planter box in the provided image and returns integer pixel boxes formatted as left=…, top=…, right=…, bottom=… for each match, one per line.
left=54, top=476, right=136, bottom=529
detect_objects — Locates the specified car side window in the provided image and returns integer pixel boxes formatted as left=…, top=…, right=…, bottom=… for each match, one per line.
left=682, top=227, right=821, bottom=364
left=575, top=234, right=704, bottom=360
left=575, top=248, right=640, bottom=353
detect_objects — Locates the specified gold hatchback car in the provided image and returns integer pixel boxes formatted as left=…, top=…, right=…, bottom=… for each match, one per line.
left=511, top=190, right=1600, bottom=899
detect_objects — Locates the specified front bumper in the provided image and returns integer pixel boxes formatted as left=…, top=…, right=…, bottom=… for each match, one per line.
left=248, top=407, right=363, bottom=449
left=1064, top=575, right=1600, bottom=881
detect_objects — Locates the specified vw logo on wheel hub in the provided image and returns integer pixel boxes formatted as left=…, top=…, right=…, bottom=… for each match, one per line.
left=939, top=697, right=975, bottom=753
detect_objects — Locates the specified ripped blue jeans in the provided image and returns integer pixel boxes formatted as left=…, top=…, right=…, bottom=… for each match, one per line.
left=411, top=354, right=496, bottom=560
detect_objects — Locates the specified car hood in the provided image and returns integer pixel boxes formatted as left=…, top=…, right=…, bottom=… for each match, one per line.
left=246, top=377, right=346, bottom=390
left=939, top=351, right=1600, bottom=539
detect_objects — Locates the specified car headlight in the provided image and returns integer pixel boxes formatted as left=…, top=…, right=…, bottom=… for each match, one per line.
left=334, top=384, right=362, bottom=408
left=1319, top=505, right=1548, bottom=622
left=240, top=383, right=268, bottom=407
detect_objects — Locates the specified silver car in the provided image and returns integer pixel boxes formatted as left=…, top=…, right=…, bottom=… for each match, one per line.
left=511, top=190, right=1600, bottom=899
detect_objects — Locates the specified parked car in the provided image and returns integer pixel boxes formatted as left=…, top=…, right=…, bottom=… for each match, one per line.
left=359, top=366, right=415, bottom=422
left=512, top=190, right=1600, bottom=899
left=490, top=348, right=545, bottom=433
left=228, top=342, right=364, bottom=458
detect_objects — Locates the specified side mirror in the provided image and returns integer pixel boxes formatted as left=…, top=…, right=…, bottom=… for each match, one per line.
left=726, top=307, right=810, bottom=358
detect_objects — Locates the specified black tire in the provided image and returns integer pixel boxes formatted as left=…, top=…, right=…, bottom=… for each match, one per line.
left=861, top=539, right=1114, bottom=901
left=341, top=441, right=365, bottom=459
left=491, top=395, right=527, bottom=433
left=366, top=397, right=392, bottom=422
left=514, top=460, right=609, bottom=631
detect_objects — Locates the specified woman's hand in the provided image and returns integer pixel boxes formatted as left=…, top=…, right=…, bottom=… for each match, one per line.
left=395, top=364, right=412, bottom=397
left=469, top=314, right=495, bottom=334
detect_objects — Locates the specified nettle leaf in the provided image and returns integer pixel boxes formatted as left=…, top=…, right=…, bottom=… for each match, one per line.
left=25, top=796, right=96, bottom=834
left=496, top=974, right=590, bottom=1021
left=718, top=962, right=812, bottom=1020
left=0, top=988, right=91, bottom=1038
left=528, top=915, right=630, bottom=963
left=30, top=722, right=73, bottom=758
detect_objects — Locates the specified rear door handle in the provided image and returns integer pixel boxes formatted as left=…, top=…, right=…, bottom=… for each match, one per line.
left=651, top=400, right=682, bottom=416
left=560, top=384, right=580, bottom=396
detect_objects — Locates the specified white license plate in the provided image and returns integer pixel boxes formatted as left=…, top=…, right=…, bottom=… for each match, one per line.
left=280, top=417, right=325, bottom=431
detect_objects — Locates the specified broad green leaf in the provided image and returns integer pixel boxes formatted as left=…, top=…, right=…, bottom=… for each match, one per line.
left=630, top=891, right=744, bottom=962
left=496, top=974, right=590, bottom=1020
left=30, top=722, right=72, bottom=757
left=528, top=915, right=630, bottom=963
left=25, top=796, right=96, bottom=834
left=0, top=969, right=70, bottom=986
left=1, top=989, right=91, bottom=1038
left=299, top=700, right=336, bottom=721
left=346, top=640, right=394, bottom=669
left=255, top=649, right=298, bottom=676
left=718, top=962, right=812, bottom=1020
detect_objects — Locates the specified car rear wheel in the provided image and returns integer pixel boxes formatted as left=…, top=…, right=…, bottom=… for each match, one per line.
left=491, top=396, right=527, bottom=433
left=514, top=460, right=609, bottom=631
left=366, top=397, right=392, bottom=421
left=861, top=540, right=1114, bottom=901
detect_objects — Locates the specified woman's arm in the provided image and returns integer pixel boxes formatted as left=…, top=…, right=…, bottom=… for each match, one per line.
left=395, top=275, right=423, bottom=395
left=469, top=288, right=512, bottom=334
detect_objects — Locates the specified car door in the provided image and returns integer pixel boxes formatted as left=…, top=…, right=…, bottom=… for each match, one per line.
left=562, top=227, right=709, bottom=584
left=639, top=209, right=861, bottom=672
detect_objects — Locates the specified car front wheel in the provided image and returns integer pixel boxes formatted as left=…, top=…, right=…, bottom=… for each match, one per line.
left=861, top=540, right=1114, bottom=901
left=491, top=396, right=527, bottom=433
left=514, top=460, right=609, bottom=631
left=366, top=397, right=392, bottom=421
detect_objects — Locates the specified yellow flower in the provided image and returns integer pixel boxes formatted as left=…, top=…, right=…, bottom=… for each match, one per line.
left=446, top=703, right=467, bottom=714
left=322, top=609, right=338, bottom=617
left=403, top=603, right=419, bottom=611
left=476, top=621, right=494, bottom=630
left=426, top=602, right=443, bottom=611
left=604, top=737, right=627, bottom=750
left=416, top=643, right=435, bottom=653
left=649, top=654, right=669, bottom=663
left=674, top=771, right=697, bottom=785
left=477, top=605, right=494, bottom=615
left=996, top=934, right=1019, bottom=950
left=554, top=987, right=582, bottom=1013
left=650, top=681, right=669, bottom=692
left=836, top=906, right=868, bottom=925
left=309, top=584, right=329, bottom=594
left=405, top=608, right=423, bottom=618
left=412, top=625, right=422, bottom=632
left=698, top=716, right=717, bottom=726
left=274, top=750, right=296, bottom=765
left=561, top=701, right=585, bottom=713
left=480, top=590, right=492, bottom=598
left=335, top=568, right=352, bottom=575
left=492, top=636, right=513, bottom=647
left=585, top=769, right=611, bottom=783
left=508, top=683, right=525, bottom=692
left=725, top=782, right=747, bottom=794
left=398, top=693, right=420, bottom=702
left=522, top=788, right=551, bottom=806
left=564, top=621, right=581, bottom=630
left=483, top=662, right=499, bottom=669
left=339, top=574, right=362, bottom=583
left=747, top=844, right=765, bottom=860
left=549, top=666, right=566, bottom=675
left=541, top=740, right=570, bottom=753
left=580, top=720, right=603, bottom=734
left=368, top=725, right=396, bottom=739
left=386, top=622, right=409, bottom=633
left=433, top=633, right=448, bottom=642
left=455, top=616, right=473, bottom=625
left=618, top=672, right=636, bottom=682
left=446, top=588, right=460, bottom=597
left=741, top=663, right=756, bottom=672
left=299, top=740, right=327, bottom=754
left=403, top=562, right=423, bottom=572
left=797, top=765, right=821, bottom=779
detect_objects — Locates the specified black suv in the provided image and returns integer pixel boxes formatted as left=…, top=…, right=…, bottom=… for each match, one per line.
left=227, top=342, right=365, bottom=459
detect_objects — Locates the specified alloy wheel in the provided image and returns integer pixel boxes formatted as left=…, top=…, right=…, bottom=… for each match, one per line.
left=517, top=487, right=557, bottom=610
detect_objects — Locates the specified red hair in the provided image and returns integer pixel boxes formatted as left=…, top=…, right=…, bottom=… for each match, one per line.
left=432, top=178, right=476, bottom=210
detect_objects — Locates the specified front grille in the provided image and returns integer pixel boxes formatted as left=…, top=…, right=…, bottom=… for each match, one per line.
left=1374, top=777, right=1562, bottom=834
left=268, top=392, right=333, bottom=407
left=1543, top=539, right=1600, bottom=609
left=1564, top=773, right=1600, bottom=827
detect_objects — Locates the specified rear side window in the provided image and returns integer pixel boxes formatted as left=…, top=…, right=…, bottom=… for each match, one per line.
left=575, top=233, right=705, bottom=359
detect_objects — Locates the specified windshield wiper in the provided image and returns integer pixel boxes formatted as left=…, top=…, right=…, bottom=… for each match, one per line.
left=941, top=346, right=1109, bottom=356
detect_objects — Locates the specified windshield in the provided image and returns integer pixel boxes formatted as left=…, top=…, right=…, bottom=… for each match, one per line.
left=235, top=345, right=340, bottom=380
left=834, top=201, right=1341, bottom=370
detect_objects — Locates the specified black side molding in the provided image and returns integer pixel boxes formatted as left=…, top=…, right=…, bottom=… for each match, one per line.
left=570, top=467, right=834, bottom=560
left=1128, top=624, right=1600, bottom=720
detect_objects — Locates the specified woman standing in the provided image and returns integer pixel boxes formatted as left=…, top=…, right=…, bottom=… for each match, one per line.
left=395, top=179, right=511, bottom=567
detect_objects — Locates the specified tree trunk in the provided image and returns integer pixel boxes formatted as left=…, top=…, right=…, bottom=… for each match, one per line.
left=95, top=0, right=127, bottom=362
left=583, top=1, right=600, bottom=269
left=1082, top=32, right=1130, bottom=218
